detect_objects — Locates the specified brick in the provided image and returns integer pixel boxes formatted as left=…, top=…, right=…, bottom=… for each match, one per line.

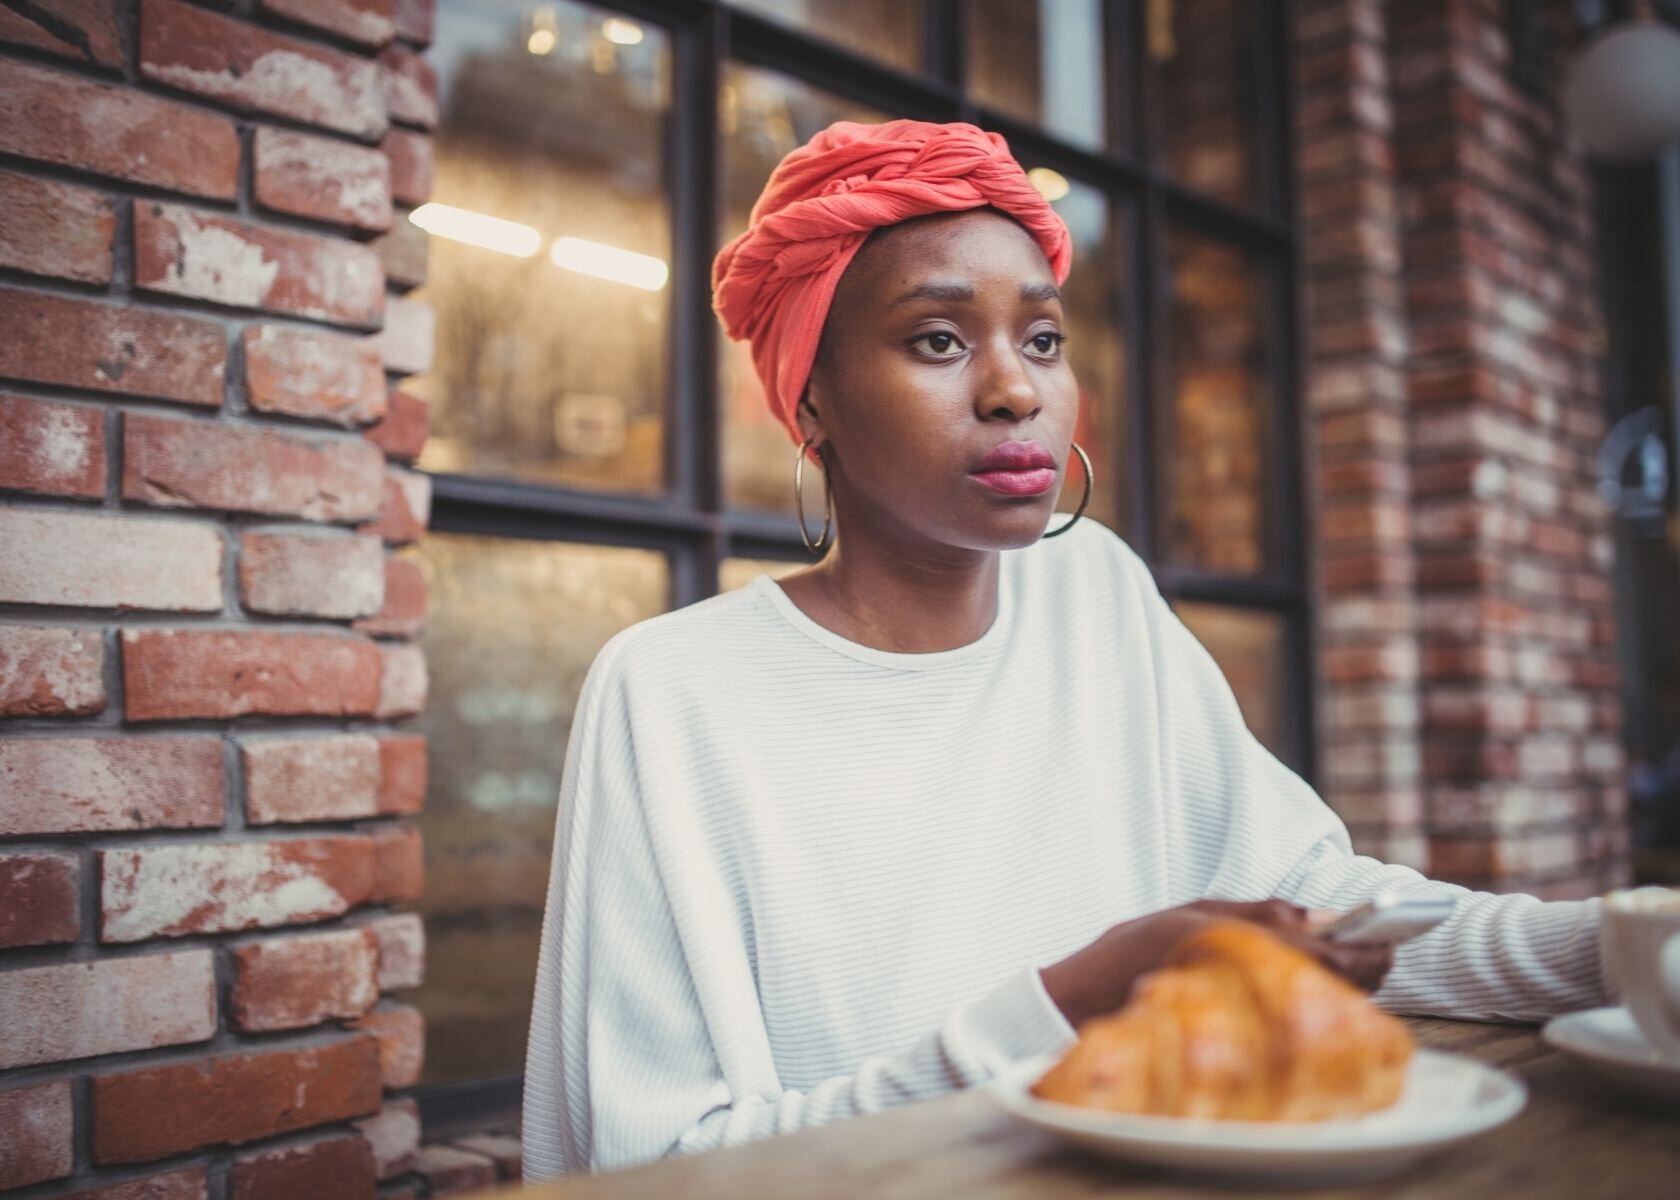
left=243, top=734, right=381, bottom=824
left=450, top=1134, right=520, bottom=1182
left=254, top=128, right=393, bottom=233
left=369, top=823, right=423, bottom=902
left=0, top=168, right=116, bottom=283
left=347, top=1001, right=423, bottom=1088
left=366, top=911, right=424, bottom=990
left=134, top=202, right=385, bottom=326
left=380, top=44, right=437, bottom=127
left=261, top=0, right=396, bottom=48
left=0, top=1080, right=73, bottom=1189
left=375, top=642, right=427, bottom=719
left=0, top=0, right=124, bottom=67
left=141, top=0, right=386, bottom=138
left=121, top=628, right=383, bottom=721
left=123, top=412, right=385, bottom=522
left=0, top=625, right=104, bottom=717
left=0, top=950, right=217, bottom=1070
left=245, top=325, right=387, bottom=427
left=0, top=737, right=223, bottom=836
left=392, top=0, right=434, bottom=45
left=0, top=508, right=223, bottom=611
left=0, top=61, right=238, bottom=199
left=0, top=850, right=80, bottom=949
left=377, top=212, right=429, bottom=289
left=100, top=835, right=376, bottom=943
left=415, top=1145, right=495, bottom=1195
left=0, top=286, right=225, bottom=405
left=363, top=467, right=431, bottom=544
left=60, top=1166, right=209, bottom=1200
left=381, top=129, right=433, bottom=206
left=232, top=1131, right=378, bottom=1200
left=372, top=295, right=434, bottom=374
left=364, top=389, right=429, bottom=461
left=240, top=530, right=385, bottom=619
left=377, top=735, right=427, bottom=815
left=352, top=1098, right=419, bottom=1179
left=230, top=927, right=380, bottom=1031
left=357, top=557, right=427, bottom=636
left=0, top=394, right=107, bottom=499
left=93, top=1035, right=382, bottom=1164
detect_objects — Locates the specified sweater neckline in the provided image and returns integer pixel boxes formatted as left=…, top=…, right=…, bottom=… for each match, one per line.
left=750, top=561, right=1015, bottom=671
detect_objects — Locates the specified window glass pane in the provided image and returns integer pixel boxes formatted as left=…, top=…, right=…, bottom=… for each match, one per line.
left=1175, top=602, right=1291, bottom=763
left=1149, top=0, right=1262, bottom=209
left=1031, top=173, right=1125, bottom=532
left=968, top=0, right=1105, bottom=150
left=411, top=534, right=667, bottom=1085
left=414, top=1, right=671, bottom=493
left=719, top=556, right=803, bottom=592
left=728, top=0, right=923, bottom=71
left=720, top=65, right=888, bottom=515
left=1165, top=231, right=1273, bottom=574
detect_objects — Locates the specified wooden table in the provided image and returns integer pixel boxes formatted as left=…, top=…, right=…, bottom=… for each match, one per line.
left=479, top=1020, right=1679, bottom=1199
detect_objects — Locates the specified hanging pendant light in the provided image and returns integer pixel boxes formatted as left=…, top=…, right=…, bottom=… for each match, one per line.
left=1563, top=6, right=1680, bottom=161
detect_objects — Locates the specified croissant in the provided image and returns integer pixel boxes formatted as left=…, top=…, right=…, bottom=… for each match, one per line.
left=1031, top=920, right=1414, bottom=1121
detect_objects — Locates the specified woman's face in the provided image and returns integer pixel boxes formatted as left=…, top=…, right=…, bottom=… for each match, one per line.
left=801, top=208, right=1080, bottom=555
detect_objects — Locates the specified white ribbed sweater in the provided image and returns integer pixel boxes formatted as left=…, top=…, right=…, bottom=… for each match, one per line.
left=521, top=518, right=1608, bottom=1181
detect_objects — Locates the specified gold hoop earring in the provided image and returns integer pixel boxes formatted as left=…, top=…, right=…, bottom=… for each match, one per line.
left=1042, top=442, right=1093, bottom=539
left=795, top=437, right=833, bottom=554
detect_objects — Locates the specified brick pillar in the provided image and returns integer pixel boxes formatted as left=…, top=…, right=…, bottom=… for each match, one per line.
left=1296, top=0, right=1427, bottom=869
left=1297, top=0, right=1629, bottom=898
left=0, top=3, right=435, bottom=1197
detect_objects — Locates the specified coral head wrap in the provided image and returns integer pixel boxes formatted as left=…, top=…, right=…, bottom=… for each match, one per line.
left=711, top=119, right=1073, bottom=446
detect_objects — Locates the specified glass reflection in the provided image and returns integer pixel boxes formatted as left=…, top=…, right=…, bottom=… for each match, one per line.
left=1175, top=602, right=1291, bottom=763
left=968, top=0, right=1106, bottom=150
left=410, top=533, right=667, bottom=1085
left=414, top=0, right=671, bottom=492
left=720, top=65, right=888, bottom=514
left=1149, top=0, right=1263, bottom=209
left=1166, top=231, right=1273, bottom=574
left=728, top=0, right=923, bottom=71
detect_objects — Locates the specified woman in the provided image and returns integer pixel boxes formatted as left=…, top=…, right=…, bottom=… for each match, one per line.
left=521, top=119, right=1607, bottom=1180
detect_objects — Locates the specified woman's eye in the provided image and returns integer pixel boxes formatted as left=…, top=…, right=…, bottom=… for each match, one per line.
left=1031, top=332, right=1068, bottom=356
left=915, top=332, right=964, bottom=357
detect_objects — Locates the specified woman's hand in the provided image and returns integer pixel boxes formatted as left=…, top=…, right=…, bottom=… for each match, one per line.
left=1038, top=899, right=1395, bottom=1028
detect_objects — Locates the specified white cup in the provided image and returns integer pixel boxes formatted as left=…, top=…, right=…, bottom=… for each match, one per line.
left=1601, top=886, right=1680, bottom=1058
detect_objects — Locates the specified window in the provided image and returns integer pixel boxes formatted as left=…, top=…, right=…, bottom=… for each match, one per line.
left=414, top=0, right=1308, bottom=1123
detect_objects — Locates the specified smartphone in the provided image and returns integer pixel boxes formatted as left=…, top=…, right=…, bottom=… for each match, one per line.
left=1321, top=891, right=1457, bottom=945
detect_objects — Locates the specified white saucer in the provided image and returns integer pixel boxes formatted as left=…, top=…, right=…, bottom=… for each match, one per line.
left=1542, top=1006, right=1680, bottom=1100
left=990, top=1049, right=1526, bottom=1185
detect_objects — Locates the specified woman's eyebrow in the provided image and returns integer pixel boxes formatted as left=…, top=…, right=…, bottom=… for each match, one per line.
left=888, top=280, right=1063, bottom=307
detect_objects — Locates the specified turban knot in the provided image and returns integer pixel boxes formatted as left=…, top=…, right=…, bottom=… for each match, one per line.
left=711, top=119, right=1073, bottom=446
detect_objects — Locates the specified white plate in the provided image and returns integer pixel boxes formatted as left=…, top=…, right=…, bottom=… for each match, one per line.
left=1542, top=1006, right=1680, bottom=1101
left=990, top=1049, right=1527, bottom=1185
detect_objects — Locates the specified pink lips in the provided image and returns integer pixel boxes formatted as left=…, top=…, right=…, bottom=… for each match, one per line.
left=971, top=440, right=1058, bottom=497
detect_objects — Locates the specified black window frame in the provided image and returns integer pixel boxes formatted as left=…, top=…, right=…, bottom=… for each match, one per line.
left=417, top=0, right=1311, bottom=1131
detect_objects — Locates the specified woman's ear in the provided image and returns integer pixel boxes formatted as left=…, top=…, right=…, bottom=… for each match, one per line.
left=795, top=388, right=826, bottom=452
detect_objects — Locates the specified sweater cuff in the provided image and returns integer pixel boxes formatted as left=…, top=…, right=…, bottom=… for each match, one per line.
left=955, top=965, right=1079, bottom=1076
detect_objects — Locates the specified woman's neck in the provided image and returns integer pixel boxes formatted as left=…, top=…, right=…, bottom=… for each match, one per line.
left=776, top=536, right=1002, bottom=654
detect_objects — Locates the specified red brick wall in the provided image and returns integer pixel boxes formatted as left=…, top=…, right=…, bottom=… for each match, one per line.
left=0, top=3, right=435, bottom=1196
left=1297, top=0, right=1628, bottom=897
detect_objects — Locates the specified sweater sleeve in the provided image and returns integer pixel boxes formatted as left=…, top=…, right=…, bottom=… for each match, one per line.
left=1124, top=545, right=1611, bottom=1022
left=520, top=638, right=1077, bottom=1182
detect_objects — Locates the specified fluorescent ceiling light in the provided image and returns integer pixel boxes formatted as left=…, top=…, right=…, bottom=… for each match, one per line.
left=550, top=236, right=668, bottom=290
left=409, top=203, right=541, bottom=258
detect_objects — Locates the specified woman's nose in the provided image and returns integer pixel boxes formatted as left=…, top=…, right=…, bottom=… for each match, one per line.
left=974, top=341, right=1041, bottom=422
